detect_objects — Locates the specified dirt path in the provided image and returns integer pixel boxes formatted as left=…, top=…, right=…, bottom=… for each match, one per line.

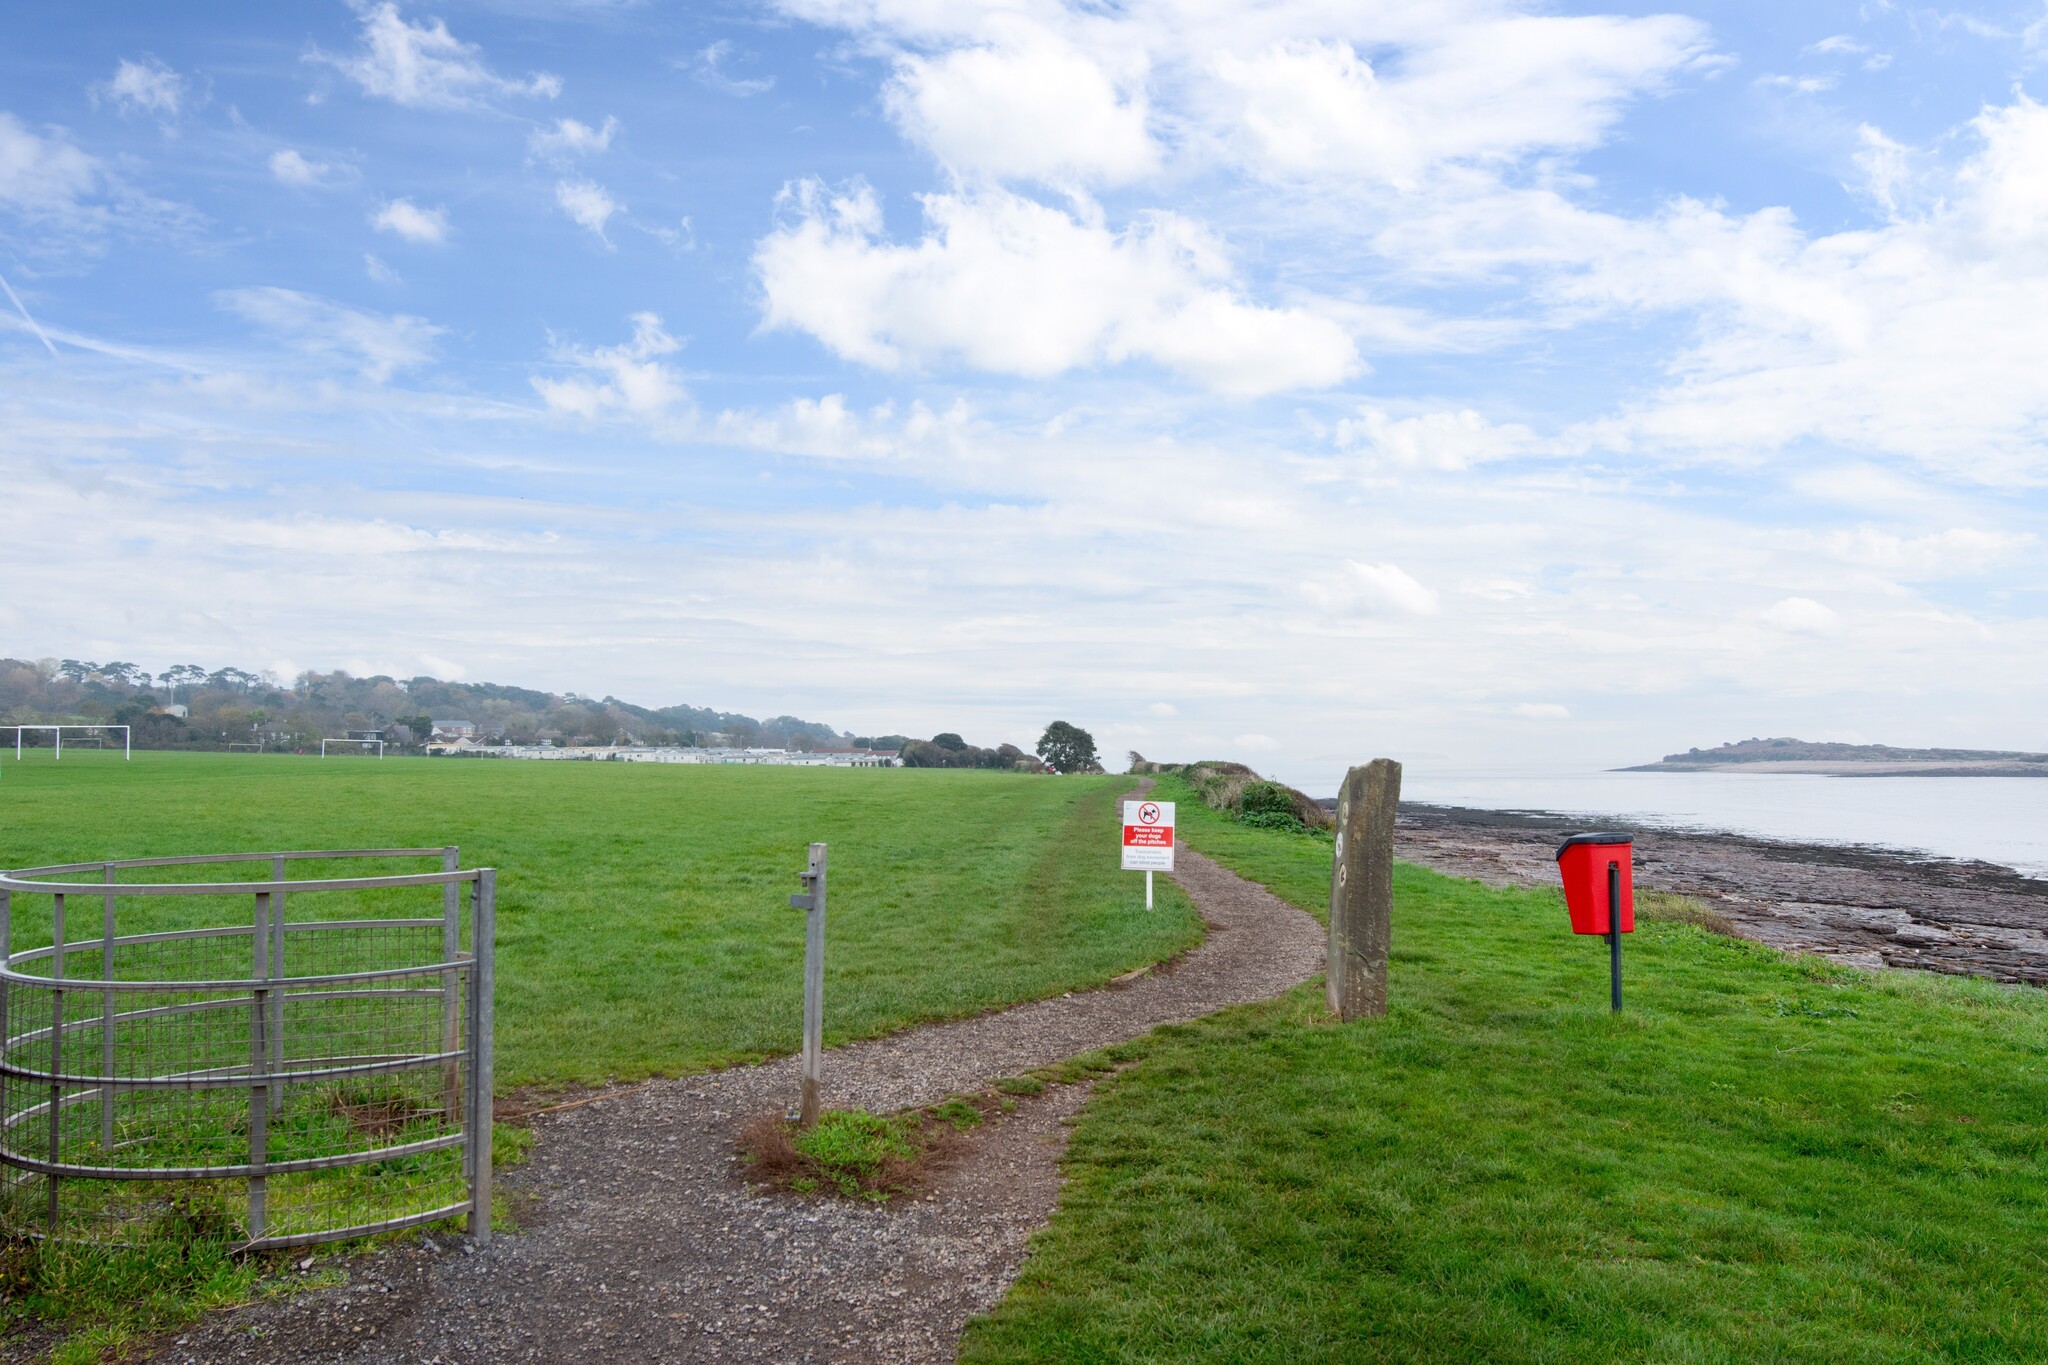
left=139, top=846, right=1324, bottom=1365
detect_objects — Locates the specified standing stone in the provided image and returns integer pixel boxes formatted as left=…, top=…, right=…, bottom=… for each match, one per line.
left=1328, top=758, right=1401, bottom=1020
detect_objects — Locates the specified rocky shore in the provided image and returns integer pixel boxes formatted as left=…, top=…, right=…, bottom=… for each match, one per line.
left=1398, top=804, right=2048, bottom=986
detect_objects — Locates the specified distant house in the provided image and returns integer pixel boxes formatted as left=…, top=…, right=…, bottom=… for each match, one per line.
left=432, top=721, right=477, bottom=741
left=382, top=723, right=417, bottom=745
left=476, top=723, right=507, bottom=741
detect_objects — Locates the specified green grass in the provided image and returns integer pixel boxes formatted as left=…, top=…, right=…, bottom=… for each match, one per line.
left=962, top=775, right=2048, bottom=1363
left=0, top=752, right=1202, bottom=1087
left=0, top=751, right=1200, bottom=1354
left=790, top=1110, right=921, bottom=1199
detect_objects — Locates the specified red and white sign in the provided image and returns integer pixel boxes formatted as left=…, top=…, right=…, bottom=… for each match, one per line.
left=1121, top=800, right=1176, bottom=872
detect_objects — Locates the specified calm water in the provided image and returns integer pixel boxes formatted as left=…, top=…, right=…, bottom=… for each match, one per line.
left=1402, top=770, right=2048, bottom=878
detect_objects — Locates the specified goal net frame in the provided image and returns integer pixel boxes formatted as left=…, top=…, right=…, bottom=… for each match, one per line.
left=319, top=738, right=386, bottom=759
left=8, top=725, right=131, bottom=760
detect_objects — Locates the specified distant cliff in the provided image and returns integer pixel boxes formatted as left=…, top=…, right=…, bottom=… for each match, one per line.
left=1623, top=737, right=2048, bottom=776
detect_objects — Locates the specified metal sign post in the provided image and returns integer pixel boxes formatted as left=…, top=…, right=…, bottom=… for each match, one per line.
left=1121, top=800, right=1175, bottom=906
left=789, top=844, right=828, bottom=1127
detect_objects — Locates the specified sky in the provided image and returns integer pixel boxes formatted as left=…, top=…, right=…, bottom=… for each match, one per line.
left=4, top=0, right=2048, bottom=791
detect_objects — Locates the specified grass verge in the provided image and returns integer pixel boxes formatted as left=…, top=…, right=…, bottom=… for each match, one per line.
left=961, top=778, right=2048, bottom=1363
left=740, top=1092, right=1009, bottom=1202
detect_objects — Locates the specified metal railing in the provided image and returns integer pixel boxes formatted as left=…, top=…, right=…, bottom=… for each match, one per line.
left=0, top=848, right=494, bottom=1250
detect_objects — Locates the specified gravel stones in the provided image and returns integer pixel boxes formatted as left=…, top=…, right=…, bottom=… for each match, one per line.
left=130, top=847, right=1324, bottom=1364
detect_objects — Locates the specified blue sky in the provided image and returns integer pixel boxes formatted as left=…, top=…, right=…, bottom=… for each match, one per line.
left=5, top=0, right=2048, bottom=789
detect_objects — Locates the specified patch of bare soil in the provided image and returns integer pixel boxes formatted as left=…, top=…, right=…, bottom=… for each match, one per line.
left=1399, top=803, right=2048, bottom=984
left=133, top=843, right=1324, bottom=1365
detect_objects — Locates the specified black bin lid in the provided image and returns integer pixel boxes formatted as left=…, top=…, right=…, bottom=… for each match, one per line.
left=1555, top=832, right=1633, bottom=860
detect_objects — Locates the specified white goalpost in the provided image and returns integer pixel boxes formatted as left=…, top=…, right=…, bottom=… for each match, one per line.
left=8, top=725, right=130, bottom=760
left=319, top=738, right=386, bottom=759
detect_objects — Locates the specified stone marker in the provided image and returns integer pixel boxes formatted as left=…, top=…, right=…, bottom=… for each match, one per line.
left=1328, top=757, right=1401, bottom=1020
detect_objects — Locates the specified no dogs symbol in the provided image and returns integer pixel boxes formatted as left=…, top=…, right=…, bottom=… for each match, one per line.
left=1137, top=802, right=1163, bottom=825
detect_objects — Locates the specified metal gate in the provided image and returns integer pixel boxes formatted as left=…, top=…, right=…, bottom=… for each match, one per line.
left=0, top=847, right=495, bottom=1249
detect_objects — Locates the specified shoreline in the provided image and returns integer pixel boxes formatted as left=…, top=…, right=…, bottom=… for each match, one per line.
left=1397, top=802, right=2048, bottom=986
left=1616, top=760, right=2048, bottom=777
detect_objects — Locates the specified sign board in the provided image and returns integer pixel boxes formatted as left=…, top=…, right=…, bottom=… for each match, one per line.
left=1121, top=800, right=1176, bottom=872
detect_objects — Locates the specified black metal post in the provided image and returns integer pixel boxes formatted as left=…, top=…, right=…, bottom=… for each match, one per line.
left=1608, top=860, right=1622, bottom=1013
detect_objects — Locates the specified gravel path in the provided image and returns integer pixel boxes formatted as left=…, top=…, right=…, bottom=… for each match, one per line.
left=138, top=845, right=1324, bottom=1365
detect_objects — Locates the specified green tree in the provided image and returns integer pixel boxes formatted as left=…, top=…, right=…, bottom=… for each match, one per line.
left=1035, top=721, right=1099, bottom=774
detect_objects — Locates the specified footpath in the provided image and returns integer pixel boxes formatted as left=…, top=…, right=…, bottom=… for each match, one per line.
left=142, top=848, right=1325, bottom=1365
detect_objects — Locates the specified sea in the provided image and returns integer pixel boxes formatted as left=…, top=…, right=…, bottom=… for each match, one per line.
left=1400, top=769, right=2048, bottom=879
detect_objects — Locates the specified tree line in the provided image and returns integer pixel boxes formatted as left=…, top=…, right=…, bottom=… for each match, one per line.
left=0, top=658, right=851, bottom=752
left=0, top=659, right=1104, bottom=772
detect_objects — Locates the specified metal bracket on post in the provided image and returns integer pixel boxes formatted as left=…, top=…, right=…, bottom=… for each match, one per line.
left=789, top=843, right=827, bottom=1128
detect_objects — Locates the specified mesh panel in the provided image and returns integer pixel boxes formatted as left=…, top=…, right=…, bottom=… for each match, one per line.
left=0, top=853, right=484, bottom=1248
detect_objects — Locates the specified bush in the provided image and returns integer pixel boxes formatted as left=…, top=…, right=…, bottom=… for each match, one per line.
left=1238, top=781, right=1296, bottom=820
left=1240, top=808, right=1307, bottom=832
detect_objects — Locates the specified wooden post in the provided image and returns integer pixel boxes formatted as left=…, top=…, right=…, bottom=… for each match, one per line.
left=789, top=844, right=827, bottom=1127
left=1328, top=758, right=1401, bottom=1021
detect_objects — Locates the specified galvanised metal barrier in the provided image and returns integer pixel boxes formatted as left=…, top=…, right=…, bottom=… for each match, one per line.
left=0, top=848, right=494, bottom=1250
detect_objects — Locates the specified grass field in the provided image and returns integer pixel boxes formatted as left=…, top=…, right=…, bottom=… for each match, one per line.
left=0, top=750, right=1200, bottom=1360
left=0, top=751, right=1201, bottom=1088
left=961, top=774, right=2048, bottom=1363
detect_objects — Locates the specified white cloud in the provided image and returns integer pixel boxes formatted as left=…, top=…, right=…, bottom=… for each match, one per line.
left=885, top=33, right=1157, bottom=186
left=1759, top=596, right=1842, bottom=634
left=1756, top=73, right=1838, bottom=95
left=0, top=113, right=196, bottom=258
left=528, top=115, right=616, bottom=161
left=269, top=149, right=331, bottom=187
left=97, top=56, right=186, bottom=119
left=0, top=114, right=100, bottom=219
left=372, top=198, right=449, bottom=243
left=1335, top=406, right=1534, bottom=471
left=1234, top=733, right=1279, bottom=752
left=314, top=2, right=560, bottom=110
left=1212, top=16, right=1708, bottom=188
left=1301, top=561, right=1441, bottom=617
left=690, top=41, right=774, bottom=97
left=1514, top=703, right=1570, bottom=719
left=1564, top=95, right=2048, bottom=483
left=1824, top=527, right=2033, bottom=578
left=754, top=180, right=1357, bottom=396
left=215, top=287, right=442, bottom=382
left=363, top=253, right=400, bottom=284
left=1149, top=701, right=1177, bottom=716
left=555, top=179, right=621, bottom=243
left=531, top=312, right=688, bottom=420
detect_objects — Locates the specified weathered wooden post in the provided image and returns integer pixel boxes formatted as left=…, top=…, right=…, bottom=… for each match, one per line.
left=789, top=844, right=827, bottom=1127
left=1328, top=758, right=1401, bottom=1020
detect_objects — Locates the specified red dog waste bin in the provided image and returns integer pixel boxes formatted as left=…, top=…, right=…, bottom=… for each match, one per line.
left=1555, top=834, right=1634, bottom=935
left=1555, top=833, right=1633, bottom=1011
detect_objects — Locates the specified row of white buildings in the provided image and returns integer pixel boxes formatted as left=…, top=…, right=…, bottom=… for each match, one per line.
left=425, top=739, right=899, bottom=767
